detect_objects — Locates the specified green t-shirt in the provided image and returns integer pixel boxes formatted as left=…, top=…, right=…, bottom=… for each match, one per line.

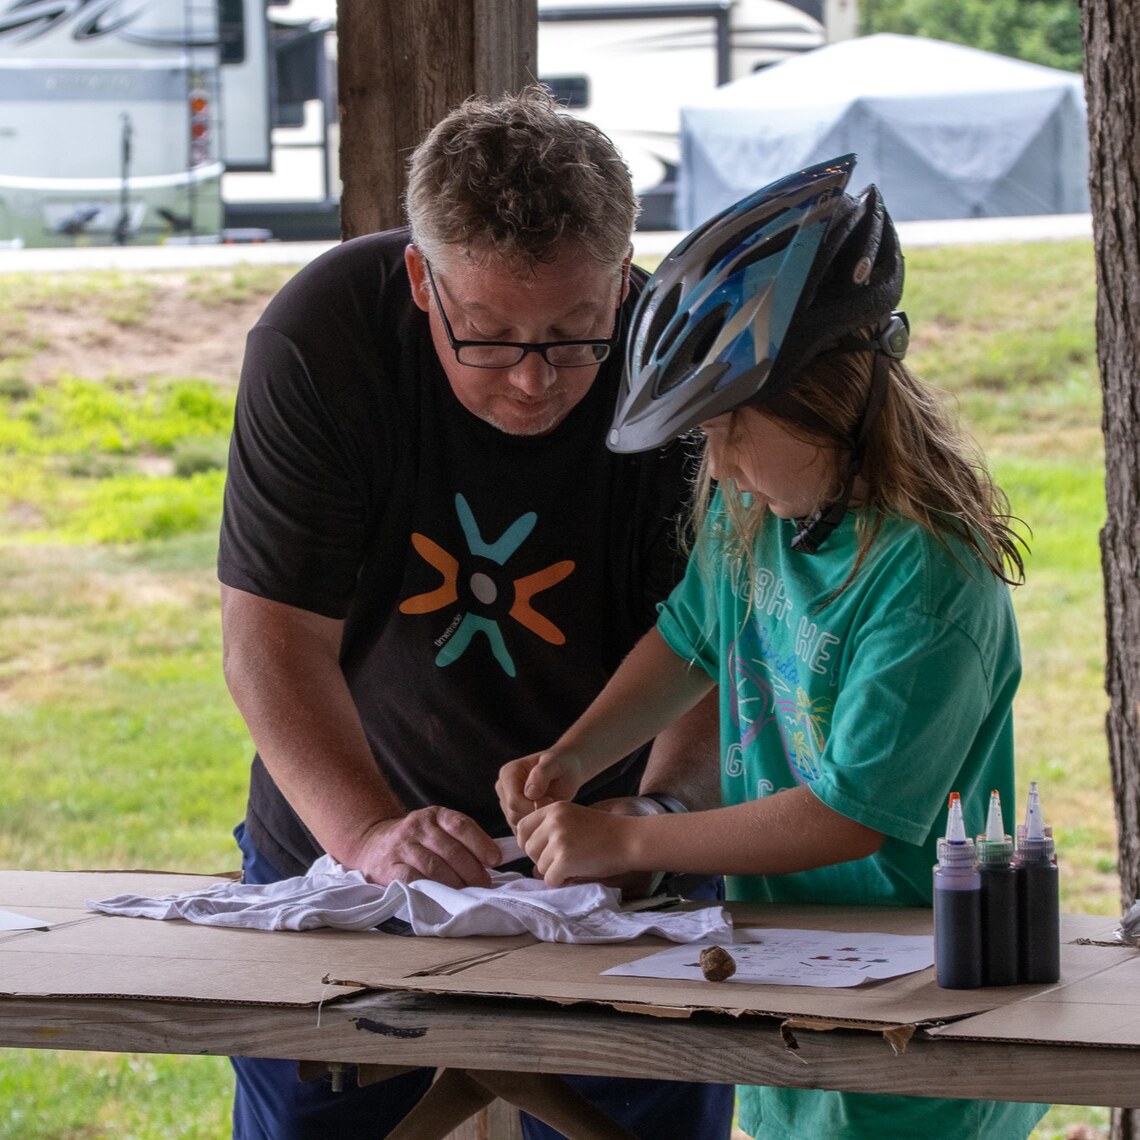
left=658, top=505, right=1046, bottom=1139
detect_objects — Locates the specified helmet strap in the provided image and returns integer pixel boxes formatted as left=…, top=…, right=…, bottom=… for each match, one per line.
left=791, top=349, right=890, bottom=555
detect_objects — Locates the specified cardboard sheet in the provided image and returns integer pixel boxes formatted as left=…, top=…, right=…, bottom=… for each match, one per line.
left=0, top=871, right=530, bottom=1006
left=929, top=940, right=1140, bottom=1047
left=3, top=870, right=1138, bottom=1050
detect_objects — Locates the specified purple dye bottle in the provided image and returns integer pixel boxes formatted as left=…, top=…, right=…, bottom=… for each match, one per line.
left=933, top=792, right=982, bottom=989
left=1015, top=781, right=1061, bottom=984
left=977, top=789, right=1019, bottom=986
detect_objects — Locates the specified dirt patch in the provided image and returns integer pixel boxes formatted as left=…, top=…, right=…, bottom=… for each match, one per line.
left=11, top=273, right=287, bottom=388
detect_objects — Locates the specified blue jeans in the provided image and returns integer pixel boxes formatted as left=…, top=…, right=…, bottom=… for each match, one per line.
left=230, top=823, right=734, bottom=1140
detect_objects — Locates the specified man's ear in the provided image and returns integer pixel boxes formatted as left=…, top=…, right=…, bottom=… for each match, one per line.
left=405, top=244, right=431, bottom=312
left=621, top=247, right=634, bottom=303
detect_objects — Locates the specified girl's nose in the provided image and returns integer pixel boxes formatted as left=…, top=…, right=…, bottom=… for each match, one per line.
left=704, top=442, right=722, bottom=481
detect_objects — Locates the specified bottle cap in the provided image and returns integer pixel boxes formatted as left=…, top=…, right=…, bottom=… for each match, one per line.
left=1015, top=781, right=1055, bottom=865
left=976, top=789, right=1013, bottom=864
left=938, top=792, right=976, bottom=867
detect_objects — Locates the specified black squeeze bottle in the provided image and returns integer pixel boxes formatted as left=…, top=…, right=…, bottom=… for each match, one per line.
left=976, top=789, right=1018, bottom=986
left=1014, top=781, right=1061, bottom=984
left=933, top=792, right=982, bottom=989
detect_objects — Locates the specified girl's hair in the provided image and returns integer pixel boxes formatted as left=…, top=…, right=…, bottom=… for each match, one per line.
left=688, top=342, right=1028, bottom=602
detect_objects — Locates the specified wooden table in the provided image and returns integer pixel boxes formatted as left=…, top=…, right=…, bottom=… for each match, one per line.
left=3, top=870, right=1139, bottom=1136
left=2, top=982, right=1139, bottom=1107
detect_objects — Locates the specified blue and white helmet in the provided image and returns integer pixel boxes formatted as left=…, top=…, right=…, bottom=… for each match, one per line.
left=608, top=154, right=905, bottom=453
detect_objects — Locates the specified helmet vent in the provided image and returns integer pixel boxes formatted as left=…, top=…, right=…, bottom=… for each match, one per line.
left=643, top=283, right=682, bottom=366
left=702, top=208, right=792, bottom=278
left=654, top=302, right=731, bottom=395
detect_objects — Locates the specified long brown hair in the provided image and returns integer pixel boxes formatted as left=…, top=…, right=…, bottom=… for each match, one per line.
left=688, top=345, right=1028, bottom=603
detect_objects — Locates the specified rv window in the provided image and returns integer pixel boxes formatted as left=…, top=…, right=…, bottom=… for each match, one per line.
left=274, top=26, right=328, bottom=127
left=219, top=0, right=246, bottom=66
left=541, top=76, right=590, bottom=110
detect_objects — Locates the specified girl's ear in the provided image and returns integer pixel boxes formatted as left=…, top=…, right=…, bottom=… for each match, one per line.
left=404, top=245, right=431, bottom=313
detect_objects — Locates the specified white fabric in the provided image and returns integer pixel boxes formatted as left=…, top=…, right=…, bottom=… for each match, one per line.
left=87, top=855, right=733, bottom=944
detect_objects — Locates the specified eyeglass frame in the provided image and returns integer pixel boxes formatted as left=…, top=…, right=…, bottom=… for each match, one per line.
left=422, top=258, right=625, bottom=370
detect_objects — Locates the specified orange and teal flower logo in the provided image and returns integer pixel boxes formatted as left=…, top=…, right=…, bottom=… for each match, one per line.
left=399, top=494, right=574, bottom=677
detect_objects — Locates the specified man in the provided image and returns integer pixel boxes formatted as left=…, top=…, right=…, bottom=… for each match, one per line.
left=218, top=86, right=732, bottom=1139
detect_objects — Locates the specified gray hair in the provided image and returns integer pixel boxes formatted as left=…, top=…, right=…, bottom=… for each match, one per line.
left=405, top=85, right=638, bottom=274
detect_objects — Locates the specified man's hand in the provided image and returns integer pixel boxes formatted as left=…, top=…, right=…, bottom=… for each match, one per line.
left=346, top=807, right=502, bottom=889
left=496, top=749, right=587, bottom=830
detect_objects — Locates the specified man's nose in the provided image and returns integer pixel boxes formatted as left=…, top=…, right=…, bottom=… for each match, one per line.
left=505, top=350, right=557, bottom=396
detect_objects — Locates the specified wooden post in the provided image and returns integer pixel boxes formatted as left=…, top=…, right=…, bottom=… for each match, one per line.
left=333, top=3, right=536, bottom=1131
left=335, top=0, right=538, bottom=240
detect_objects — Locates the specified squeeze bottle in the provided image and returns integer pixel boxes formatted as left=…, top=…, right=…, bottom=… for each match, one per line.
left=934, top=792, right=982, bottom=989
left=977, top=789, right=1018, bottom=986
left=1015, top=781, right=1061, bottom=984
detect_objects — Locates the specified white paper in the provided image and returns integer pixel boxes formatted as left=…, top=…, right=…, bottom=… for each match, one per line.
left=0, top=908, right=52, bottom=932
left=603, top=927, right=934, bottom=988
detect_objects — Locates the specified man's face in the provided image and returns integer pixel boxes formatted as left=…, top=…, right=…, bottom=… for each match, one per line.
left=406, top=244, right=629, bottom=437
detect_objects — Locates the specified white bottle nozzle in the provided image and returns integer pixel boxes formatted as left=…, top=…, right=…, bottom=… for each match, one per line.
left=1023, top=780, right=1045, bottom=841
left=945, top=791, right=967, bottom=843
left=985, top=789, right=1005, bottom=842
left=938, top=791, right=976, bottom=867
left=1015, top=780, right=1055, bottom=864
left=977, top=788, right=1013, bottom=863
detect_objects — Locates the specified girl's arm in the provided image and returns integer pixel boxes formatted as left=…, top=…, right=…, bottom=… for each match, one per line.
left=519, top=785, right=884, bottom=887
left=497, top=627, right=714, bottom=828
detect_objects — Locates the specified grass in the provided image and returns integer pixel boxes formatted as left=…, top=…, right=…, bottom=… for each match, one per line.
left=0, top=239, right=1115, bottom=1139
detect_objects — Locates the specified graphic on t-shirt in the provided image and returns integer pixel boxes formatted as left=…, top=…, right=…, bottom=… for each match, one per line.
left=729, top=618, right=834, bottom=786
left=399, top=493, right=574, bottom=677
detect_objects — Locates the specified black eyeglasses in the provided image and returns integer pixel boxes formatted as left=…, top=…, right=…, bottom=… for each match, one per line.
left=423, top=260, right=622, bottom=369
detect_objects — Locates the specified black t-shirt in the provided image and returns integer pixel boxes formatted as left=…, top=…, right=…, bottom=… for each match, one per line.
left=219, top=229, right=695, bottom=877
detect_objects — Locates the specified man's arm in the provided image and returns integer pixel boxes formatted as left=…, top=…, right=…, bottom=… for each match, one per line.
left=221, top=585, right=500, bottom=886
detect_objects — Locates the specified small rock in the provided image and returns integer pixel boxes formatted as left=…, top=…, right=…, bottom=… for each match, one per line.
left=700, top=945, right=737, bottom=982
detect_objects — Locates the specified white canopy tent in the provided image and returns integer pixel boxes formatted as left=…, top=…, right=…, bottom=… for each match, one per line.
left=678, top=33, right=1089, bottom=227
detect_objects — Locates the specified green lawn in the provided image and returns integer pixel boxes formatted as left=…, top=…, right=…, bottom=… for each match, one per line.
left=0, top=241, right=1114, bottom=1138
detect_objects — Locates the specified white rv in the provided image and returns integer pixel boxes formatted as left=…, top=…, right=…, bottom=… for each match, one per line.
left=224, top=0, right=846, bottom=236
left=535, top=0, right=831, bottom=226
left=0, top=1, right=851, bottom=246
left=0, top=0, right=270, bottom=247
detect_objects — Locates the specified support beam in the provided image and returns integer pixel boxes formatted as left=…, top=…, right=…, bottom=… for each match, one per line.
left=336, top=1, right=538, bottom=240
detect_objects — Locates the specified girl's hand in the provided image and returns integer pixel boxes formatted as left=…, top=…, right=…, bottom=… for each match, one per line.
left=496, top=749, right=587, bottom=830
left=518, top=801, right=635, bottom=887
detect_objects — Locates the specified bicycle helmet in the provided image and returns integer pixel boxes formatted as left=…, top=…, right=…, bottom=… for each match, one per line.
left=608, top=153, right=906, bottom=454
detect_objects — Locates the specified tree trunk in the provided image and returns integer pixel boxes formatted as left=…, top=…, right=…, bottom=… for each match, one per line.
left=336, top=0, right=538, bottom=240
left=1081, top=0, right=1140, bottom=1133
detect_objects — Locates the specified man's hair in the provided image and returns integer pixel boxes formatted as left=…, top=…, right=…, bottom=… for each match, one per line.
left=406, top=85, right=638, bottom=272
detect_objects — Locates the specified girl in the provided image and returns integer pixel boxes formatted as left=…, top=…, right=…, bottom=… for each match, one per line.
left=497, top=155, right=1046, bottom=1139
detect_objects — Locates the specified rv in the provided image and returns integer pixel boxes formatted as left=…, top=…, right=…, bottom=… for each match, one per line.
left=535, top=0, right=834, bottom=226
left=224, top=0, right=844, bottom=235
left=0, top=0, right=270, bottom=247
left=0, top=1, right=852, bottom=247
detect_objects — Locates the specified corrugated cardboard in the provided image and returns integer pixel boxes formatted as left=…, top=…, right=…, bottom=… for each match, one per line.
left=2, top=871, right=1136, bottom=1048
left=929, top=947, right=1140, bottom=1046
